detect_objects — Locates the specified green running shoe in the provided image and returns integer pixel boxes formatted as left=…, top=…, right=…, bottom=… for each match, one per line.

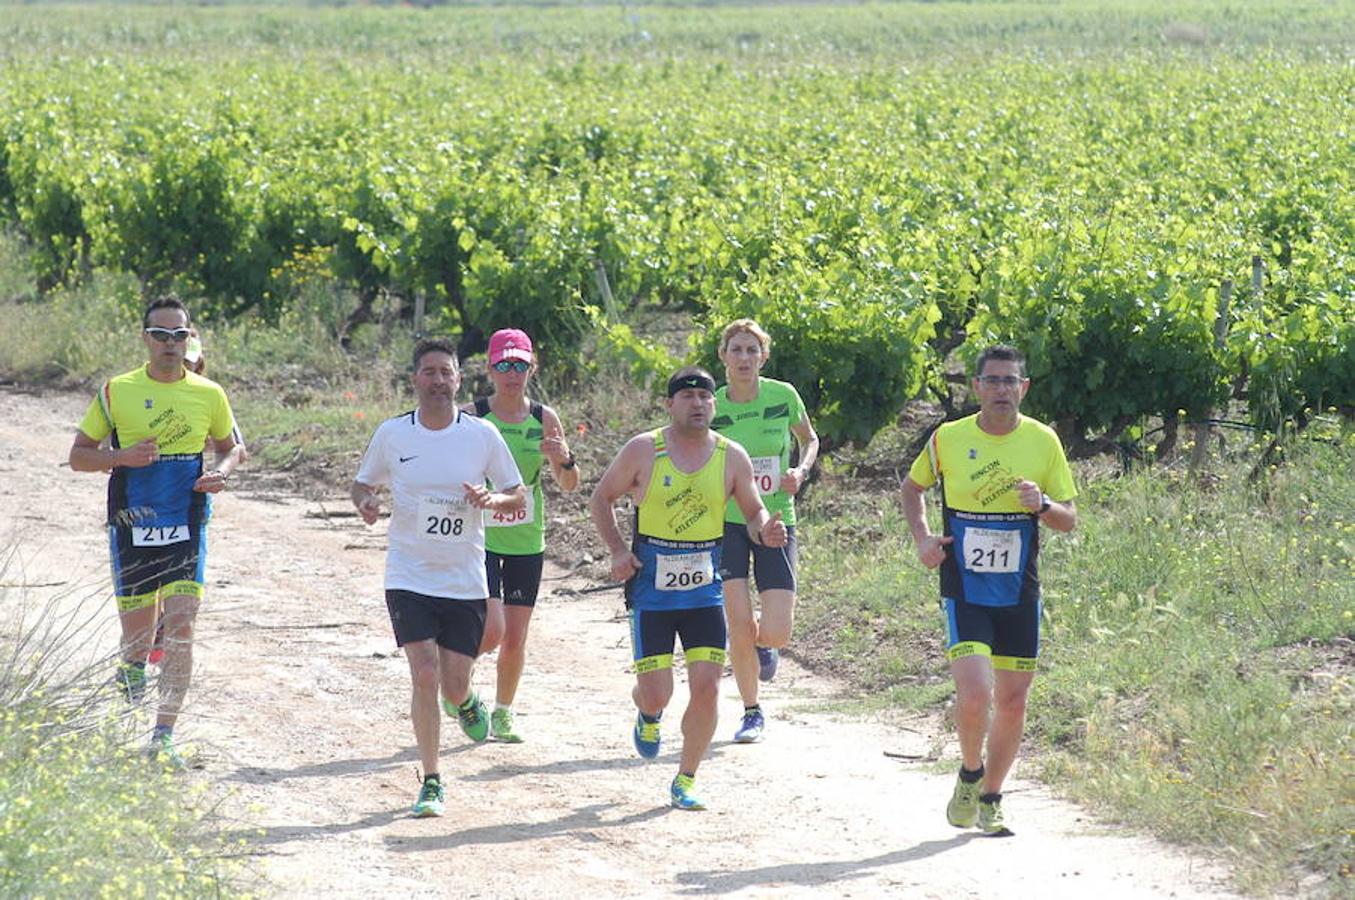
left=114, top=661, right=148, bottom=704
left=147, top=734, right=189, bottom=772
left=490, top=708, right=524, bottom=743
left=442, top=692, right=490, bottom=743
left=412, top=778, right=445, bottom=818
left=978, top=794, right=1013, bottom=836
left=670, top=774, right=706, bottom=811
left=946, top=774, right=981, bottom=828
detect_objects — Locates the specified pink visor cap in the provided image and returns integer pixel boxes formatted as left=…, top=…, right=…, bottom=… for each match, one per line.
left=488, top=328, right=533, bottom=365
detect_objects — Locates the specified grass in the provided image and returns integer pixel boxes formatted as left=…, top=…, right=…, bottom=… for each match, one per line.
left=795, top=426, right=1354, bottom=894
left=0, top=556, right=247, bottom=897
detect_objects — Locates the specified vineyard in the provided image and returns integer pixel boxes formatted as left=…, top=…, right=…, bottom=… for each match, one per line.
left=1, top=3, right=1351, bottom=448
left=2, top=5, right=1353, bottom=895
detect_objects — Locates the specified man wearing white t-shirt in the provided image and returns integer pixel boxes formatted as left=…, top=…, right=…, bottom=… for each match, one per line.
left=352, top=338, right=526, bottom=818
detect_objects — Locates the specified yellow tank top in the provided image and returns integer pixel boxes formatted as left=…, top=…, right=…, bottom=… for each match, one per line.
left=636, top=428, right=728, bottom=543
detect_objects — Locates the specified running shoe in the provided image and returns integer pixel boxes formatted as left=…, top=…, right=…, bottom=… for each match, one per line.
left=756, top=646, right=779, bottom=682
left=443, top=692, right=490, bottom=743
left=733, top=707, right=765, bottom=743
left=670, top=774, right=706, bottom=811
left=490, top=708, right=524, bottom=744
left=946, top=774, right=982, bottom=828
left=633, top=712, right=661, bottom=760
left=146, top=733, right=189, bottom=772
left=412, top=778, right=445, bottom=818
left=978, top=794, right=1013, bottom=836
left=114, top=661, right=148, bottom=704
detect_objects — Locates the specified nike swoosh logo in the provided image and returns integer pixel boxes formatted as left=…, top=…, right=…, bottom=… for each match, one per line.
left=398, top=455, right=418, bottom=463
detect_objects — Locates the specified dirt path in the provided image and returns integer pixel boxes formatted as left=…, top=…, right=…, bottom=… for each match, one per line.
left=0, top=386, right=1236, bottom=899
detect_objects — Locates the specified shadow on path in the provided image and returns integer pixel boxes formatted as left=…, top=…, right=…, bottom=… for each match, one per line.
left=386, top=803, right=670, bottom=852
left=223, top=808, right=405, bottom=849
left=674, top=834, right=981, bottom=894
left=222, top=746, right=420, bottom=784
left=461, top=752, right=657, bottom=783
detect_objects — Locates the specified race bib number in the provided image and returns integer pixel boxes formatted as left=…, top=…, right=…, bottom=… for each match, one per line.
left=963, top=527, right=1022, bottom=574
left=655, top=551, right=714, bottom=592
left=486, top=493, right=535, bottom=528
left=751, top=457, right=780, bottom=495
left=418, top=495, right=475, bottom=544
left=131, top=525, right=189, bottom=547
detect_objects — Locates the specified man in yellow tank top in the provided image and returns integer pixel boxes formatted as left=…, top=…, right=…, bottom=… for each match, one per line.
left=591, top=366, right=787, bottom=810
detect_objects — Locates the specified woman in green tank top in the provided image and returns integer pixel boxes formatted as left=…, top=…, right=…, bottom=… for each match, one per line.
left=469, top=328, right=580, bottom=743
left=714, top=318, right=819, bottom=745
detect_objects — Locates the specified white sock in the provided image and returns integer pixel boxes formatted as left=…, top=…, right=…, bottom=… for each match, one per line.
left=495, top=703, right=512, bottom=714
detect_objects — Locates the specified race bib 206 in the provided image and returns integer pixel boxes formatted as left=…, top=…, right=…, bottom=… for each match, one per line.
left=655, top=551, right=714, bottom=591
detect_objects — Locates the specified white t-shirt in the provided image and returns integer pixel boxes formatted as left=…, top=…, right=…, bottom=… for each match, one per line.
left=356, top=409, right=522, bottom=600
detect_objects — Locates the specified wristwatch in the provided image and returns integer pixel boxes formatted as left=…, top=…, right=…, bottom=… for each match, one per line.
left=1038, top=493, right=1051, bottom=514
left=561, top=454, right=577, bottom=470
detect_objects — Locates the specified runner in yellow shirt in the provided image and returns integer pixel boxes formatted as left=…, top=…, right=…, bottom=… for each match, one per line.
left=902, top=345, right=1077, bottom=836
left=68, top=297, right=244, bottom=768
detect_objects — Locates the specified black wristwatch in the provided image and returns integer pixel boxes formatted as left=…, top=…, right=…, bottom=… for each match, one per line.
left=1038, top=494, right=1052, bottom=514
left=561, top=454, right=577, bottom=471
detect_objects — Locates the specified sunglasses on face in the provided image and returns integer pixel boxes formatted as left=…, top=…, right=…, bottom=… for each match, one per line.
left=977, top=375, right=1024, bottom=387
left=145, top=327, right=193, bottom=343
left=492, top=360, right=531, bottom=373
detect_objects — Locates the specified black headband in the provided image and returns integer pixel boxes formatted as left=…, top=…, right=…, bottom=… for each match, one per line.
left=667, top=372, right=716, bottom=397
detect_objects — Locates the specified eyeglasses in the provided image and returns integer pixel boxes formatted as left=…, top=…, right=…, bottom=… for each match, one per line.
left=145, top=327, right=192, bottom=343
left=492, top=360, right=531, bottom=373
left=977, top=375, right=1024, bottom=387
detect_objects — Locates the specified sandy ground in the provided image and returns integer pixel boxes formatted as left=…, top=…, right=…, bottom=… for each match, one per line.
left=0, top=386, right=1238, bottom=899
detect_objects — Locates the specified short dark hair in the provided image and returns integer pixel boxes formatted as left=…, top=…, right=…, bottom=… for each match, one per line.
left=975, top=345, right=1026, bottom=378
left=412, top=337, right=459, bottom=371
left=142, top=296, right=190, bottom=328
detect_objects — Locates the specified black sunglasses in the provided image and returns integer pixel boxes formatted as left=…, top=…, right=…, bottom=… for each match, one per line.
left=145, top=327, right=193, bottom=343
left=492, top=360, right=531, bottom=373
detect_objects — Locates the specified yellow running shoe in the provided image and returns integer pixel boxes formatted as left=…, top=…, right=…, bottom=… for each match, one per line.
left=978, top=793, right=1013, bottom=836
left=491, top=707, right=524, bottom=743
left=946, top=773, right=981, bottom=828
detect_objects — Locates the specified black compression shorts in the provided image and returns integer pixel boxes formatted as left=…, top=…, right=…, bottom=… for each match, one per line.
left=485, top=551, right=545, bottom=607
left=719, top=522, right=797, bottom=592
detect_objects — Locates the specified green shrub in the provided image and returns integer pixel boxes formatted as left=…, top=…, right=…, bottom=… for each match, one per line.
left=0, top=583, right=245, bottom=897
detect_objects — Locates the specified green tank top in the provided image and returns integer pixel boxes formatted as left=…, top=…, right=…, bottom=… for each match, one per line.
left=712, top=377, right=806, bottom=526
left=478, top=399, right=546, bottom=555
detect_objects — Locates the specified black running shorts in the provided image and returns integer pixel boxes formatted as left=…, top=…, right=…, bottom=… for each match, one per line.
left=385, top=590, right=487, bottom=657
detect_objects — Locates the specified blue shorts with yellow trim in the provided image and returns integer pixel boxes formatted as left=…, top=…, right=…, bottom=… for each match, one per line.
left=629, top=606, right=728, bottom=675
left=942, top=596, right=1040, bottom=672
left=109, top=525, right=207, bottom=612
